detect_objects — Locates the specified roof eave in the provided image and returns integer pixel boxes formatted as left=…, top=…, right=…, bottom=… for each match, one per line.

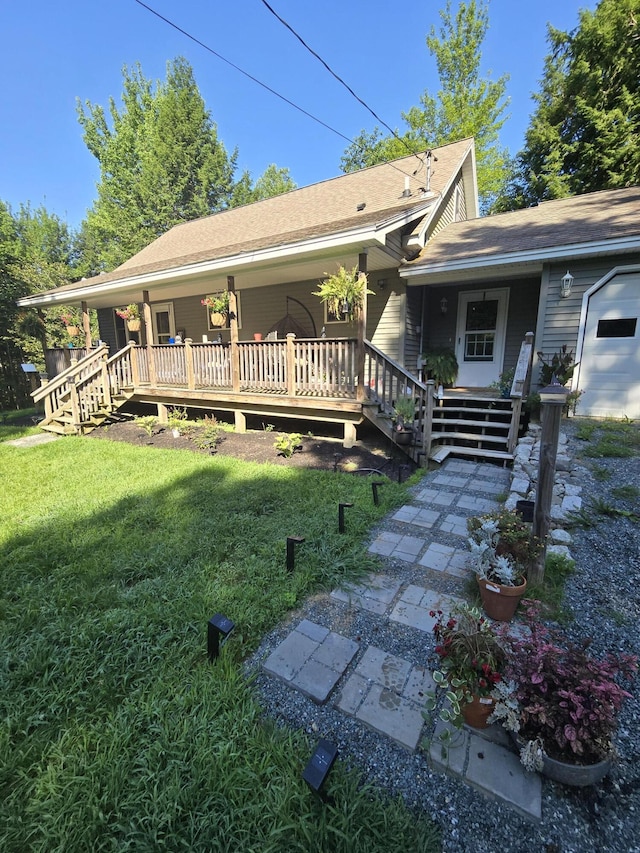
left=400, top=235, right=640, bottom=282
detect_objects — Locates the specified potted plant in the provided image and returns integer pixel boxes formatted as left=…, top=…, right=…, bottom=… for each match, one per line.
left=490, top=366, right=515, bottom=399
left=392, top=395, right=416, bottom=446
left=490, top=603, right=637, bottom=785
left=426, top=604, right=506, bottom=730
left=313, top=265, right=374, bottom=323
left=116, top=304, right=141, bottom=332
left=467, top=510, right=541, bottom=621
left=421, top=348, right=458, bottom=390
left=167, top=406, right=188, bottom=438
left=201, top=292, right=230, bottom=327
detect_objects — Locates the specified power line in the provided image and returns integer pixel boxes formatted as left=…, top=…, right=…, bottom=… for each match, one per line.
left=257, top=0, right=425, bottom=165
left=133, top=0, right=427, bottom=185
left=133, top=0, right=352, bottom=144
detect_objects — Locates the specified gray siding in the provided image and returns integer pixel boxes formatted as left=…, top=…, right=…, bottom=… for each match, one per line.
left=368, top=271, right=406, bottom=364
left=422, top=278, right=540, bottom=373
left=536, top=254, right=640, bottom=369
left=426, top=177, right=466, bottom=241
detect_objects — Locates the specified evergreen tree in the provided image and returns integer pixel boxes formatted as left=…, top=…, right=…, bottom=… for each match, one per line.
left=494, top=0, right=640, bottom=211
left=77, top=58, right=238, bottom=272
left=341, top=1, right=509, bottom=211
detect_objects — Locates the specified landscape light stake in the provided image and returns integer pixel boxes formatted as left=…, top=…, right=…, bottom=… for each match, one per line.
left=338, top=502, right=354, bottom=533
left=302, top=738, right=338, bottom=805
left=207, top=613, right=235, bottom=662
left=286, top=536, right=305, bottom=572
left=371, top=481, right=385, bottom=506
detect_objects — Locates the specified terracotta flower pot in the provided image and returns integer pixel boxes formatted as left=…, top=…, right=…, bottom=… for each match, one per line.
left=462, top=694, right=496, bottom=729
left=477, top=575, right=527, bottom=622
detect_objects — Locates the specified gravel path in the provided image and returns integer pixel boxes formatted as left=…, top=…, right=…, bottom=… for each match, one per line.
left=247, top=419, right=640, bottom=853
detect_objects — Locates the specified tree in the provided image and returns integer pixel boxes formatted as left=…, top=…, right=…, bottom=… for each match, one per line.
left=494, top=0, right=640, bottom=211
left=231, top=164, right=297, bottom=207
left=77, top=58, right=238, bottom=272
left=0, top=202, right=31, bottom=408
left=341, top=1, right=510, bottom=211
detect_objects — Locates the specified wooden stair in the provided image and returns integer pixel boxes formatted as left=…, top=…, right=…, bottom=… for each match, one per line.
left=40, top=391, right=134, bottom=435
left=428, top=395, right=515, bottom=464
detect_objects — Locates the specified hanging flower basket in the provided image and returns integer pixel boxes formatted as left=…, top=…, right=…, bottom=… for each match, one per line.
left=209, top=311, right=226, bottom=328
left=127, top=318, right=141, bottom=332
left=66, top=325, right=79, bottom=337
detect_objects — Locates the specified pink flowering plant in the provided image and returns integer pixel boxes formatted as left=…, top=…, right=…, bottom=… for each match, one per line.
left=115, top=304, right=140, bottom=322
left=201, top=292, right=229, bottom=314
left=490, top=602, right=637, bottom=769
left=426, top=604, right=505, bottom=726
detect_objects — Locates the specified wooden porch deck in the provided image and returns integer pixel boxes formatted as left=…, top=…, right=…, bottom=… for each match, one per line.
left=34, top=335, right=534, bottom=464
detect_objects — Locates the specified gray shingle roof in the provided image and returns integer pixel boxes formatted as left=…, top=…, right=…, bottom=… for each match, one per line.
left=406, top=186, right=640, bottom=269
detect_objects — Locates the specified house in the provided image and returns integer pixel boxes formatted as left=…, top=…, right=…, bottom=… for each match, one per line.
left=19, top=138, right=640, bottom=463
left=402, top=186, right=640, bottom=418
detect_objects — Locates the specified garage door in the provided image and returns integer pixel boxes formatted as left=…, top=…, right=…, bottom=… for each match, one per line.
left=577, top=271, right=640, bottom=418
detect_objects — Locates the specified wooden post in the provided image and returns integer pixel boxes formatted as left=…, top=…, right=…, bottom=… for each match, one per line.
left=286, top=334, right=296, bottom=396
left=530, top=385, right=569, bottom=584
left=142, top=290, right=156, bottom=386
left=157, top=403, right=169, bottom=424
left=228, top=276, right=240, bottom=393
left=100, top=352, right=112, bottom=409
left=422, top=379, right=435, bottom=463
left=356, top=252, right=368, bottom=402
left=184, top=338, right=196, bottom=390
left=130, top=343, right=140, bottom=387
left=81, top=301, right=92, bottom=350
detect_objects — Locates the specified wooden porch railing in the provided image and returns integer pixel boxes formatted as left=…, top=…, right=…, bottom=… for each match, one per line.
left=33, top=345, right=109, bottom=420
left=114, top=338, right=359, bottom=397
left=507, top=332, right=535, bottom=453
left=363, top=340, right=436, bottom=459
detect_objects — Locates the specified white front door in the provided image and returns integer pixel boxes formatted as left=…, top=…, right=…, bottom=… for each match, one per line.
left=151, top=303, right=175, bottom=344
left=455, top=288, right=509, bottom=387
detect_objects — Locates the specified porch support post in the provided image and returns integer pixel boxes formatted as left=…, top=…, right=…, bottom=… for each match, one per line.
left=234, top=410, right=246, bottom=433
left=343, top=421, right=356, bottom=449
left=228, top=276, right=240, bottom=393
left=157, top=403, right=169, bottom=424
left=81, top=300, right=92, bottom=350
left=184, top=338, right=196, bottom=390
left=356, top=252, right=368, bottom=403
left=142, top=290, right=156, bottom=386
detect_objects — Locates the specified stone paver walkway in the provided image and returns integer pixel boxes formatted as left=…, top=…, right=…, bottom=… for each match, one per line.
left=260, top=457, right=544, bottom=820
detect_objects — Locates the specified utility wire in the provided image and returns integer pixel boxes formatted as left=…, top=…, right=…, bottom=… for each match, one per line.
left=258, top=0, right=425, bottom=165
left=134, top=0, right=352, bottom=144
left=133, top=0, right=427, bottom=184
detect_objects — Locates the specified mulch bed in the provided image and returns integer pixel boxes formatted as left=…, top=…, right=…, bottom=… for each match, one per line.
left=85, top=418, right=414, bottom=479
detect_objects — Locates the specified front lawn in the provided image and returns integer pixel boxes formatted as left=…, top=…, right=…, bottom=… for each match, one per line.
left=0, top=437, right=439, bottom=852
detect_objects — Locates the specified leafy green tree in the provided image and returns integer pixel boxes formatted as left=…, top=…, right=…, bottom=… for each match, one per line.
left=341, top=1, right=509, bottom=211
left=0, top=202, right=31, bottom=407
left=77, top=58, right=238, bottom=272
left=494, top=0, right=640, bottom=211
left=231, top=164, right=297, bottom=207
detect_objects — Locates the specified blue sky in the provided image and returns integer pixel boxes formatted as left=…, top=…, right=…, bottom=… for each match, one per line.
left=0, top=0, right=594, bottom=230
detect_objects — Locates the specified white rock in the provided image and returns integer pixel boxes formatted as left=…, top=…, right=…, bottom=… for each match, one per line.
left=551, top=505, right=568, bottom=522
left=547, top=544, right=572, bottom=559
left=562, top=494, right=582, bottom=513
left=510, top=478, right=530, bottom=496
left=504, top=494, right=519, bottom=511
left=564, top=484, right=582, bottom=496
left=551, top=528, right=572, bottom=545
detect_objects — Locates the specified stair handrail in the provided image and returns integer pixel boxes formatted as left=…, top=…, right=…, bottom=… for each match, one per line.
left=507, top=333, right=535, bottom=453
left=32, top=344, right=109, bottom=404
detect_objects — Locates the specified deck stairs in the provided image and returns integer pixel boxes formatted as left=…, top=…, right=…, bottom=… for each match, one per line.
left=429, top=395, right=515, bottom=464
left=32, top=344, right=136, bottom=435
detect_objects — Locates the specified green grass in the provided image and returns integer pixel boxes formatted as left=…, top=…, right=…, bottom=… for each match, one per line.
left=0, top=437, right=438, bottom=852
left=579, top=419, right=640, bottom=458
left=0, top=408, right=41, bottom=443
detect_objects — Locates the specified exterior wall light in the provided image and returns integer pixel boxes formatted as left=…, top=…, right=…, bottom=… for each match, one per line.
left=440, top=297, right=448, bottom=314
left=560, top=271, right=574, bottom=298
